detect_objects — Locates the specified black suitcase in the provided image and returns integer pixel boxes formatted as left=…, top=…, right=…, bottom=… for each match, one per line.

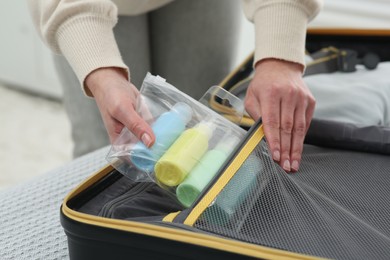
left=61, top=29, right=390, bottom=260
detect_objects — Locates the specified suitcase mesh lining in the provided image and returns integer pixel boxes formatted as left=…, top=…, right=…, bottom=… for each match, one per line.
left=194, top=141, right=390, bottom=259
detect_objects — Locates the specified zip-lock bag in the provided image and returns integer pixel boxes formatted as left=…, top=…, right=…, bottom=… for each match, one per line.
left=60, top=29, right=390, bottom=260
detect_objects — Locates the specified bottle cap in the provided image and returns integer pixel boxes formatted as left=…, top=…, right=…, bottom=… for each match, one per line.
left=214, top=134, right=241, bottom=155
left=155, top=161, right=187, bottom=186
left=195, top=121, right=216, bottom=139
left=171, top=102, right=193, bottom=124
left=130, top=142, right=156, bottom=173
left=176, top=183, right=200, bottom=208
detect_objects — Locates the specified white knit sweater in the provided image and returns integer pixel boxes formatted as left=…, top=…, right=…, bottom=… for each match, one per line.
left=27, top=0, right=322, bottom=95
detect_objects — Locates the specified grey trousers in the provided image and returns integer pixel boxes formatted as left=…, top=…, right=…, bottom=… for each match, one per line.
left=54, top=0, right=241, bottom=157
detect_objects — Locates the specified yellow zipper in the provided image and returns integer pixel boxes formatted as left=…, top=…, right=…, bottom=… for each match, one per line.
left=62, top=192, right=322, bottom=260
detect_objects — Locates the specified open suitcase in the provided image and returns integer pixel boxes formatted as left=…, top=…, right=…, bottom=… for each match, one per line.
left=60, top=29, right=390, bottom=260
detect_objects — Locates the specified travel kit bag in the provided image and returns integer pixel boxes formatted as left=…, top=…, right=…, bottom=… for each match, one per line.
left=60, top=29, right=390, bottom=259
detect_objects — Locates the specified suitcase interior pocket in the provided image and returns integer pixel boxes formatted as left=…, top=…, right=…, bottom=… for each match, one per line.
left=176, top=123, right=390, bottom=260
left=180, top=134, right=273, bottom=232
left=68, top=170, right=184, bottom=221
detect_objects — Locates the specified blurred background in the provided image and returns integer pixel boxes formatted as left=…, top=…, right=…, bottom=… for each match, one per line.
left=1, top=0, right=389, bottom=190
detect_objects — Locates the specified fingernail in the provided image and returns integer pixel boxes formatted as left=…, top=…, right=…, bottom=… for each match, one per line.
left=273, top=150, right=280, bottom=161
left=283, top=160, right=291, bottom=172
left=291, top=160, right=299, bottom=172
left=141, top=133, right=152, bottom=147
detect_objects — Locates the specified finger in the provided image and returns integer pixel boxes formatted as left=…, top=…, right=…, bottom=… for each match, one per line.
left=113, top=104, right=155, bottom=147
left=279, top=94, right=296, bottom=172
left=244, top=94, right=261, bottom=120
left=290, top=102, right=306, bottom=172
left=108, top=117, right=142, bottom=146
left=261, top=97, right=281, bottom=163
left=305, top=95, right=316, bottom=133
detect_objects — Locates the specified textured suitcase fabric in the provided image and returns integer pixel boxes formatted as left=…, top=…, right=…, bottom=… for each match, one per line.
left=62, top=122, right=390, bottom=260
left=192, top=31, right=390, bottom=259
left=191, top=136, right=390, bottom=259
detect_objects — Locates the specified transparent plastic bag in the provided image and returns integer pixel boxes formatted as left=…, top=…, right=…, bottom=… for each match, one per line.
left=107, top=73, right=246, bottom=207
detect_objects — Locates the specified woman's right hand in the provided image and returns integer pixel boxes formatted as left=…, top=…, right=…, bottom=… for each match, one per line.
left=85, top=67, right=155, bottom=147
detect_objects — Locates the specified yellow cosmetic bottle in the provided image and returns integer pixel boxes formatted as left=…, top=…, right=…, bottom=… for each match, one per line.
left=154, top=122, right=213, bottom=187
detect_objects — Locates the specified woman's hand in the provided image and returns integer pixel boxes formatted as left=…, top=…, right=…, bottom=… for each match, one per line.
left=85, top=67, right=155, bottom=147
left=245, top=59, right=315, bottom=172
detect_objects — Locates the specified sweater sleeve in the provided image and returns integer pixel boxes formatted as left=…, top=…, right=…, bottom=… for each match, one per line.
left=242, top=0, right=323, bottom=68
left=27, top=0, right=129, bottom=96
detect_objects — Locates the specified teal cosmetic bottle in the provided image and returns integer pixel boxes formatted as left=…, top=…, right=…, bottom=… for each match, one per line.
left=203, top=154, right=262, bottom=225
